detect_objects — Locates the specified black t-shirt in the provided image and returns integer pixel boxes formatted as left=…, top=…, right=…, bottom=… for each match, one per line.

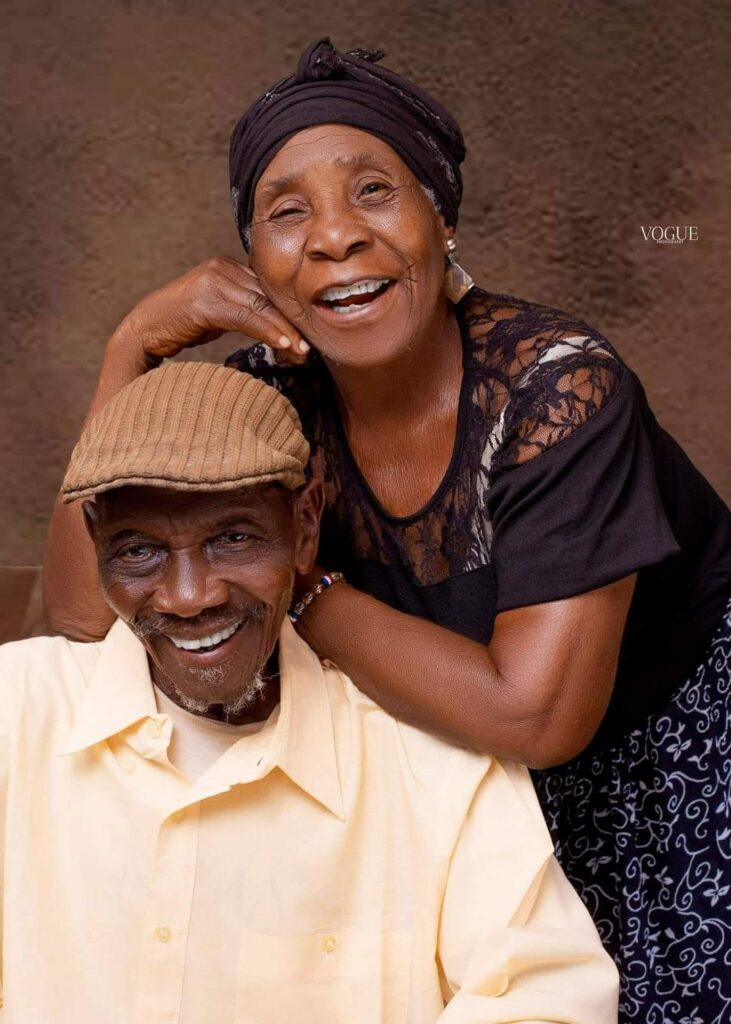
left=227, top=287, right=731, bottom=746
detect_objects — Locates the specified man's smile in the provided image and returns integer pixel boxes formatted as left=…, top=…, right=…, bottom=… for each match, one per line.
left=166, top=618, right=243, bottom=651
left=151, top=608, right=266, bottom=667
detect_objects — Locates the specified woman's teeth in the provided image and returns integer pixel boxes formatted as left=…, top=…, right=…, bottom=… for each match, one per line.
left=320, top=278, right=390, bottom=313
left=169, top=620, right=241, bottom=651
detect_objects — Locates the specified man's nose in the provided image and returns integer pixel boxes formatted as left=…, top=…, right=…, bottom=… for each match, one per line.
left=152, top=549, right=230, bottom=618
left=305, top=204, right=371, bottom=261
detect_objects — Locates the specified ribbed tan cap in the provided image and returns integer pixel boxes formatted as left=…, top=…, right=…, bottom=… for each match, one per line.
left=62, top=361, right=310, bottom=502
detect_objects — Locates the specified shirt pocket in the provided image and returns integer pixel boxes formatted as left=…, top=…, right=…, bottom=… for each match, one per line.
left=234, top=928, right=413, bottom=1023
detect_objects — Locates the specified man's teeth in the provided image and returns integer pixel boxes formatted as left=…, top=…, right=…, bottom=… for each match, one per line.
left=169, top=621, right=241, bottom=651
left=321, top=278, right=389, bottom=303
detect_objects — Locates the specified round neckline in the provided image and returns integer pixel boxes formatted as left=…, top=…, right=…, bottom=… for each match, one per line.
left=331, top=301, right=473, bottom=527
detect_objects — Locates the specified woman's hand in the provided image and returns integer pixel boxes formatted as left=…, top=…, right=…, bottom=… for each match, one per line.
left=120, top=256, right=310, bottom=369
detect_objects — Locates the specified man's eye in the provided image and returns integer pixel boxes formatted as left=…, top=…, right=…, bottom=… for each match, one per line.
left=217, top=532, right=250, bottom=544
left=119, top=544, right=156, bottom=560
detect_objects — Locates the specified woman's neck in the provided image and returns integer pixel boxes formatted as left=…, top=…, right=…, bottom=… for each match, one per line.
left=323, top=299, right=464, bottom=432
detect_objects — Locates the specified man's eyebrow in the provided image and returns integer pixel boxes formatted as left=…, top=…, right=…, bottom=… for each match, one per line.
left=105, top=528, right=148, bottom=545
left=207, top=512, right=262, bottom=532
left=257, top=151, right=393, bottom=201
left=103, top=512, right=262, bottom=544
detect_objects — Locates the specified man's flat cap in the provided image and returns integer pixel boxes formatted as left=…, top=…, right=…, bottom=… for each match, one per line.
left=62, top=361, right=309, bottom=502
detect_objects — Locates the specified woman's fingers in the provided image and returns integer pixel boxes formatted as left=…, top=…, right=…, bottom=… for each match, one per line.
left=208, top=258, right=310, bottom=362
left=125, top=257, right=311, bottom=365
left=194, top=258, right=311, bottom=360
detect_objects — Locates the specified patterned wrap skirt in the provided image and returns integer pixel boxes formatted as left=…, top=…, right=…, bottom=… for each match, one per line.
left=534, top=600, right=731, bottom=1024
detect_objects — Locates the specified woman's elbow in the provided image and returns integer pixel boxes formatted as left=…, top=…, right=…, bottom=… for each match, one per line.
left=519, top=704, right=602, bottom=768
left=42, top=589, right=113, bottom=642
left=466, top=682, right=599, bottom=768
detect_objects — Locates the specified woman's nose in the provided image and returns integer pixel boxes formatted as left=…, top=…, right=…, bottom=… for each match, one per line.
left=305, top=204, right=371, bottom=261
left=152, top=550, right=230, bottom=618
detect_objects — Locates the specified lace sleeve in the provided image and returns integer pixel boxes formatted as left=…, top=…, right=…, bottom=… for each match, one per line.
left=492, top=334, right=623, bottom=473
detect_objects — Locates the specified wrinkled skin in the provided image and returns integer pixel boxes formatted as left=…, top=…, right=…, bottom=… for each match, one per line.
left=84, top=481, right=322, bottom=723
left=248, top=124, right=452, bottom=369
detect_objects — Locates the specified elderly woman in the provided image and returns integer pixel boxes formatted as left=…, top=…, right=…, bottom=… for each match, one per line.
left=45, top=39, right=730, bottom=1023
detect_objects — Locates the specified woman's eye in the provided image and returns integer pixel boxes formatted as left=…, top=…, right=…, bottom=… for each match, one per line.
left=272, top=205, right=303, bottom=219
left=360, top=181, right=389, bottom=197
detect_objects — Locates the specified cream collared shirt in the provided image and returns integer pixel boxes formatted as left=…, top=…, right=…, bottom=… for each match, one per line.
left=0, top=618, right=618, bottom=1023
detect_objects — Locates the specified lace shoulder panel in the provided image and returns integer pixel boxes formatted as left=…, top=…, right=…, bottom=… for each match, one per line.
left=460, top=289, right=624, bottom=472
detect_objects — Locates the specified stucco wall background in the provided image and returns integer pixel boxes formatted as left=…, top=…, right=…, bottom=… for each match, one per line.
left=1, top=0, right=729, bottom=583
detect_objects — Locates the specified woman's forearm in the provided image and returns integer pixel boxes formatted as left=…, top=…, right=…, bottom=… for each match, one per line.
left=296, top=575, right=633, bottom=767
left=42, top=322, right=156, bottom=639
left=295, top=582, right=549, bottom=764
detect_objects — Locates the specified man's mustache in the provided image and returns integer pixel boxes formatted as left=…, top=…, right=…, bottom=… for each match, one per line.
left=130, top=602, right=267, bottom=640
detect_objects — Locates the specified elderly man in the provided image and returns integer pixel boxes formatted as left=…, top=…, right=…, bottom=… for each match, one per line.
left=0, top=362, right=617, bottom=1023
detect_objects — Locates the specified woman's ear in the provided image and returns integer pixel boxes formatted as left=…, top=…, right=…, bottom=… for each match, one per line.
left=292, top=478, right=324, bottom=575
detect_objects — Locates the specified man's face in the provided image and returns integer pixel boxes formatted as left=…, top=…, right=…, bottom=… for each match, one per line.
left=86, top=482, right=321, bottom=722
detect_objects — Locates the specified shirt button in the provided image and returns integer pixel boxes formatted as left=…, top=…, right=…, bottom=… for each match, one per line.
left=145, top=718, right=164, bottom=738
left=321, top=935, right=337, bottom=954
left=154, top=926, right=172, bottom=944
left=170, top=809, right=185, bottom=823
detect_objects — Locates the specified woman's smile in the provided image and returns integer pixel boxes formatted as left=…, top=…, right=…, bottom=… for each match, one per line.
left=313, top=277, right=398, bottom=322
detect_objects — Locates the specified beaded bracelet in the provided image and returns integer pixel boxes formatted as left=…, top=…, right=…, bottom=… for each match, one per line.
left=288, top=572, right=346, bottom=624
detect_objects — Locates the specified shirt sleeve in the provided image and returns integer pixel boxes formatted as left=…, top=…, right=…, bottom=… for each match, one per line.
left=486, top=367, right=680, bottom=612
left=436, top=758, right=618, bottom=1023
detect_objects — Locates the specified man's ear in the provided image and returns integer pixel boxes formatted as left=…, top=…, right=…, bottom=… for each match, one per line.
left=81, top=500, right=100, bottom=543
left=292, top=478, right=324, bottom=575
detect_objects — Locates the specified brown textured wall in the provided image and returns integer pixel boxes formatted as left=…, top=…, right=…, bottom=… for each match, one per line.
left=1, top=0, right=729, bottom=576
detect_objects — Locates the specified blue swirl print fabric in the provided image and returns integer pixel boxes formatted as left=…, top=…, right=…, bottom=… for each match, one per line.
left=535, top=601, right=731, bottom=1024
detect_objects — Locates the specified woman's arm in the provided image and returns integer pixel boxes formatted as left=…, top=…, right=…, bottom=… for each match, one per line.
left=42, top=257, right=307, bottom=639
left=42, top=322, right=153, bottom=638
left=295, top=572, right=636, bottom=768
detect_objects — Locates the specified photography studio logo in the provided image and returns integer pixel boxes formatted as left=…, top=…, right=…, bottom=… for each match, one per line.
left=641, top=225, right=699, bottom=244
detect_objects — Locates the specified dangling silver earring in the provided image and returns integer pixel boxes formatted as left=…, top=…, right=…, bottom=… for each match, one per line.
left=443, top=237, right=474, bottom=303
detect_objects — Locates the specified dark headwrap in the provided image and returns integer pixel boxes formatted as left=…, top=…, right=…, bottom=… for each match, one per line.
left=229, top=38, right=465, bottom=249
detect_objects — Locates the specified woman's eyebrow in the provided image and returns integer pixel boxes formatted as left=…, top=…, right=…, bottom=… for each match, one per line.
left=258, top=151, right=391, bottom=201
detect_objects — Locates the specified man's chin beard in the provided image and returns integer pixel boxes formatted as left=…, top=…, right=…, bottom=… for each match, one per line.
left=167, top=669, right=268, bottom=722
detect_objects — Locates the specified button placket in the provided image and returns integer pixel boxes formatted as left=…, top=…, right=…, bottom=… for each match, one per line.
left=134, top=800, right=201, bottom=1024
left=145, top=718, right=165, bottom=739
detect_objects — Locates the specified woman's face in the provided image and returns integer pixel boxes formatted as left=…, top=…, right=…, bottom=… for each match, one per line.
left=249, top=124, right=451, bottom=369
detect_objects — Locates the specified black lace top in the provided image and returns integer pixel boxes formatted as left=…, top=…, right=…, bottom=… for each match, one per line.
left=227, top=287, right=731, bottom=746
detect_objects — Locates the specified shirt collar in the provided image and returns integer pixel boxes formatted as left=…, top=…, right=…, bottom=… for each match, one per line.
left=275, top=617, right=345, bottom=820
left=59, top=618, right=156, bottom=755
left=59, top=617, right=345, bottom=821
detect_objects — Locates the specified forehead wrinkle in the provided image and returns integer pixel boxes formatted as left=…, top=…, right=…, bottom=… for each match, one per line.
left=99, top=487, right=283, bottom=534
left=257, top=148, right=399, bottom=202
